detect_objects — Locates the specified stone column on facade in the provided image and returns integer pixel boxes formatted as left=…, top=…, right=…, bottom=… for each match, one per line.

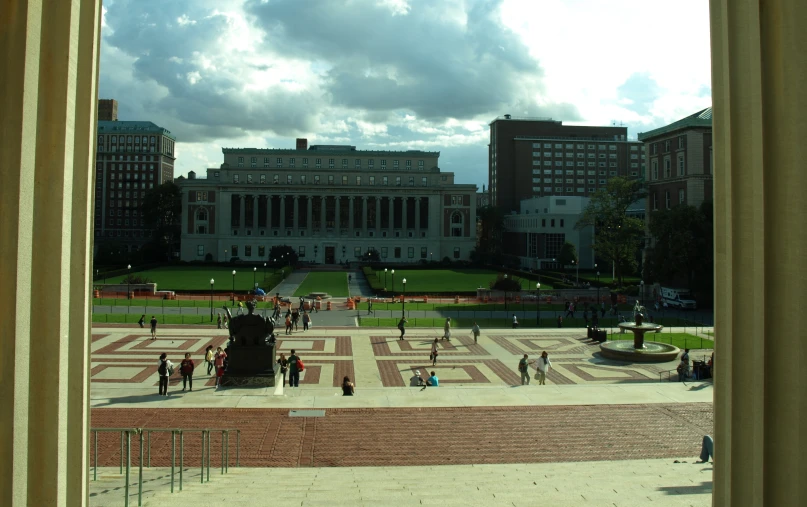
left=0, top=1, right=102, bottom=505
left=221, top=191, right=231, bottom=237
left=239, top=194, right=246, bottom=230
left=266, top=195, right=272, bottom=230
left=375, top=196, right=382, bottom=232
left=279, top=195, right=286, bottom=231
left=320, top=196, right=327, bottom=233
left=388, top=196, right=395, bottom=234
left=362, top=197, right=368, bottom=235
left=307, top=195, right=313, bottom=232
left=710, top=2, right=807, bottom=506
left=348, top=196, right=355, bottom=234
left=401, top=196, right=408, bottom=232
left=292, top=195, right=299, bottom=234
left=252, top=194, right=259, bottom=231
left=335, top=195, right=341, bottom=233
left=415, top=197, right=421, bottom=237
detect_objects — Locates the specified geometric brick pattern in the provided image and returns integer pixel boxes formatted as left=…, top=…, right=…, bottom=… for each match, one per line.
left=377, top=359, right=520, bottom=387
left=89, top=403, right=714, bottom=467
left=371, top=335, right=489, bottom=356
left=275, top=335, right=352, bottom=356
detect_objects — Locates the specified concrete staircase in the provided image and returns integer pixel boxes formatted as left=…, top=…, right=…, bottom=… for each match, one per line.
left=90, top=459, right=712, bottom=507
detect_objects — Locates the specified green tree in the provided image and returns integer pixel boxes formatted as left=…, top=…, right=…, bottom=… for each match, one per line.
left=269, top=245, right=298, bottom=266
left=557, top=241, right=578, bottom=270
left=575, top=177, right=646, bottom=285
left=140, top=181, right=182, bottom=260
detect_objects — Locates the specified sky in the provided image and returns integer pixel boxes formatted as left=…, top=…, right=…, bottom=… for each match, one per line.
left=98, top=0, right=713, bottom=188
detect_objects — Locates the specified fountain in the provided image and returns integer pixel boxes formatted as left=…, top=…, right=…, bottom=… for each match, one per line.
left=599, top=301, right=680, bottom=362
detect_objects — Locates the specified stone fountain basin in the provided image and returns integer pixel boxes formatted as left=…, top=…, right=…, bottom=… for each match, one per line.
left=599, top=340, right=680, bottom=363
left=618, top=322, right=664, bottom=333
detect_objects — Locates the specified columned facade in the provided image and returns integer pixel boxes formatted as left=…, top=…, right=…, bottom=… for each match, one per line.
left=1, top=1, right=102, bottom=506
left=710, top=1, right=806, bottom=505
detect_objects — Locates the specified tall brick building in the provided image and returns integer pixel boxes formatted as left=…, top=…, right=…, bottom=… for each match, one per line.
left=94, top=100, right=177, bottom=252
left=489, top=115, right=645, bottom=213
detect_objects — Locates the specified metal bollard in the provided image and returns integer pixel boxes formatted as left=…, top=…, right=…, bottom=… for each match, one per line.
left=147, top=431, right=151, bottom=468
left=179, top=431, right=184, bottom=491
left=120, top=431, right=124, bottom=474
left=206, top=431, right=211, bottom=482
left=93, top=431, right=98, bottom=482
left=221, top=431, right=225, bottom=475
left=124, top=430, right=131, bottom=507
left=138, top=430, right=144, bottom=506
left=200, top=431, right=205, bottom=484
left=236, top=430, right=240, bottom=467
left=170, top=430, right=175, bottom=493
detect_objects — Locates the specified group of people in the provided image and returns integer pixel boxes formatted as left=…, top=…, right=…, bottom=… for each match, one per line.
left=517, top=351, right=552, bottom=386
left=282, top=308, right=313, bottom=334
left=156, top=345, right=228, bottom=396
left=138, top=314, right=159, bottom=339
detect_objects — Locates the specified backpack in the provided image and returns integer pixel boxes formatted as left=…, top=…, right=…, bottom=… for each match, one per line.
left=296, top=359, right=305, bottom=372
left=398, top=321, right=404, bottom=330
left=167, top=363, right=175, bottom=375
left=158, top=360, right=167, bottom=375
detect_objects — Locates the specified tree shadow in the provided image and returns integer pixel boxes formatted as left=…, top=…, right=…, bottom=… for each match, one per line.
left=657, top=481, right=713, bottom=495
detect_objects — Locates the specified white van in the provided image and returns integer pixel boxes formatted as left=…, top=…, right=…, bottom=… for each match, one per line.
left=660, top=287, right=697, bottom=310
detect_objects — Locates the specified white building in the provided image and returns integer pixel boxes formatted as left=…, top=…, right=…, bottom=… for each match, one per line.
left=503, top=196, right=595, bottom=269
left=177, top=140, right=477, bottom=264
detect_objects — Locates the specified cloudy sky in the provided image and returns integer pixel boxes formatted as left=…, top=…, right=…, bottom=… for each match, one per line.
left=99, top=0, right=712, bottom=187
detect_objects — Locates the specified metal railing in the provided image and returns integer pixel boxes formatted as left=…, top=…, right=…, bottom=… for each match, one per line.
left=91, top=427, right=241, bottom=507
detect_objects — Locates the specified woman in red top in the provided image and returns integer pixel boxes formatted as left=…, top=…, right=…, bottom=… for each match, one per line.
left=214, top=347, right=227, bottom=390
left=180, top=352, right=195, bottom=392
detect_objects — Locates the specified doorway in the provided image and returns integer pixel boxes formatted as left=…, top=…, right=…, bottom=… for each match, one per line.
left=325, top=246, right=335, bottom=264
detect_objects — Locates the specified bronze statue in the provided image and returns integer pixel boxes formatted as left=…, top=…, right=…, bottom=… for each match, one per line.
left=224, top=300, right=275, bottom=346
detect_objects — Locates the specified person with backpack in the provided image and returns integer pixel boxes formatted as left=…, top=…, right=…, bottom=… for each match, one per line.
left=518, top=354, right=535, bottom=386
left=471, top=322, right=481, bottom=343
left=180, top=352, right=195, bottom=391
left=288, top=349, right=302, bottom=388
left=214, top=347, right=227, bottom=390
left=204, top=345, right=214, bottom=375
left=397, top=317, right=407, bottom=341
left=150, top=315, right=158, bottom=340
left=292, top=309, right=300, bottom=331
left=138, top=314, right=146, bottom=328
left=157, top=353, right=174, bottom=396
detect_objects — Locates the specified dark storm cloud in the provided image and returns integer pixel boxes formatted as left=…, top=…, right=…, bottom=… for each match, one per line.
left=245, top=0, right=578, bottom=121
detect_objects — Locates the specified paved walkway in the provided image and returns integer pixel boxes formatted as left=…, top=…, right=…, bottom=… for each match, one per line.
left=270, top=270, right=308, bottom=297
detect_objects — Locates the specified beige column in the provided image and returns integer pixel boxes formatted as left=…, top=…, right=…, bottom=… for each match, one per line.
left=415, top=197, right=421, bottom=237
left=335, top=195, right=341, bottom=231
left=348, top=196, right=355, bottom=233
left=710, top=1, right=806, bottom=506
left=307, top=195, right=313, bottom=231
left=388, top=196, right=394, bottom=234
left=0, top=1, right=102, bottom=506
left=362, top=197, right=368, bottom=235
left=279, top=195, right=286, bottom=231
left=292, top=195, right=299, bottom=233
left=402, top=196, right=408, bottom=231
left=252, top=195, right=258, bottom=229
left=266, top=195, right=272, bottom=229
left=375, top=197, right=381, bottom=231
left=320, top=196, right=327, bottom=233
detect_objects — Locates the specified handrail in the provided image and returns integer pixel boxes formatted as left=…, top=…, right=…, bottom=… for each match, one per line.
left=90, top=427, right=241, bottom=507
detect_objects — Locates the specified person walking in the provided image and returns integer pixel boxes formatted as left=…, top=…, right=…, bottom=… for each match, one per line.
left=180, top=352, right=195, bottom=391
left=278, top=353, right=289, bottom=387
left=442, top=317, right=451, bottom=341
left=368, top=300, right=373, bottom=314
left=600, top=301, right=606, bottom=318
left=138, top=314, right=146, bottom=328
left=285, top=314, right=292, bottom=335
left=214, top=346, right=227, bottom=390
left=557, top=315, right=563, bottom=328
left=342, top=376, right=355, bottom=396
left=237, top=300, right=244, bottom=315
left=217, top=314, right=222, bottom=329
left=302, top=312, right=310, bottom=331
left=430, top=338, right=439, bottom=366
left=150, top=315, right=158, bottom=340
left=292, top=309, right=300, bottom=331
left=204, top=345, right=214, bottom=375
left=512, top=314, right=519, bottom=329
left=518, top=354, right=535, bottom=385
left=471, top=322, right=481, bottom=343
left=535, top=351, right=552, bottom=385
left=678, top=348, right=691, bottom=381
left=288, top=349, right=301, bottom=388
left=566, top=302, right=575, bottom=318
left=157, top=353, right=173, bottom=396
left=397, top=317, right=407, bottom=340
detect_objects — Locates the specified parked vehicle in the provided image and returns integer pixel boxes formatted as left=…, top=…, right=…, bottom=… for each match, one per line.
left=660, top=287, right=697, bottom=310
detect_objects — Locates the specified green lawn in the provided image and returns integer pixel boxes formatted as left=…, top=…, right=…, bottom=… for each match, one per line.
left=368, top=269, right=550, bottom=293
left=93, top=298, right=277, bottom=309
left=92, top=313, right=219, bottom=326
left=101, top=265, right=288, bottom=291
left=612, top=332, right=714, bottom=350
left=293, top=272, right=349, bottom=297
left=360, top=302, right=633, bottom=312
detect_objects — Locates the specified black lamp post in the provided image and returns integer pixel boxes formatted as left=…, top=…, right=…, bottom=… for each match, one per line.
left=596, top=268, right=600, bottom=306
left=253, top=266, right=257, bottom=289
left=503, top=273, right=508, bottom=318
left=402, top=278, right=407, bottom=319
left=640, top=280, right=645, bottom=306
left=384, top=268, right=388, bottom=290
left=391, top=269, right=395, bottom=293
left=232, top=270, right=236, bottom=304
left=536, top=282, right=541, bottom=326
left=210, top=278, right=214, bottom=321
left=430, top=252, right=433, bottom=262
left=263, top=262, right=267, bottom=281
left=127, top=264, right=131, bottom=305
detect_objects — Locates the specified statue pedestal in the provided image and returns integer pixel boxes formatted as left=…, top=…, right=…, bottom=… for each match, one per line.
left=221, top=343, right=276, bottom=387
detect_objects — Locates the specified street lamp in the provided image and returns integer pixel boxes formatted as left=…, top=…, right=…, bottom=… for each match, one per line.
left=210, top=278, right=215, bottom=321
left=430, top=252, right=433, bottom=262
left=596, top=271, right=601, bottom=307
left=384, top=268, right=388, bottom=290
left=127, top=264, right=131, bottom=305
left=232, top=270, right=236, bottom=304
left=224, top=249, right=227, bottom=262
left=536, top=282, right=541, bottom=326
left=503, top=274, right=508, bottom=317
left=391, top=269, right=395, bottom=293
left=640, top=280, right=645, bottom=306
left=572, top=259, right=579, bottom=286
left=253, top=266, right=257, bottom=289
left=402, top=278, right=407, bottom=319
left=263, top=262, right=267, bottom=280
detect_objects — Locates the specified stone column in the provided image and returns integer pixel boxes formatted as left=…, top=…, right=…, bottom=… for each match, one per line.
left=292, top=195, right=299, bottom=233
left=348, top=196, right=355, bottom=233
left=239, top=195, right=246, bottom=230
left=401, top=196, right=408, bottom=231
left=266, top=195, right=272, bottom=230
left=375, top=196, right=382, bottom=231
left=388, top=196, right=395, bottom=234
left=320, top=196, right=327, bottom=233
left=252, top=195, right=259, bottom=230
left=710, top=1, right=807, bottom=505
left=307, top=195, right=313, bottom=232
left=362, top=197, right=368, bottom=235
left=335, top=195, right=341, bottom=232
left=415, top=197, right=421, bottom=237
left=0, top=1, right=102, bottom=505
left=279, top=195, right=286, bottom=231
left=221, top=191, right=232, bottom=236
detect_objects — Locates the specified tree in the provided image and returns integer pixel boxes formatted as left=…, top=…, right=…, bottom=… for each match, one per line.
left=477, top=205, right=505, bottom=254
left=365, top=249, right=380, bottom=262
left=557, top=241, right=578, bottom=270
left=268, top=245, right=298, bottom=266
left=645, top=201, right=714, bottom=298
left=575, top=177, right=646, bottom=285
left=140, top=181, right=182, bottom=260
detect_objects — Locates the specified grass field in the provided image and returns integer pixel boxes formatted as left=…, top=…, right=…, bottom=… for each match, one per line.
left=93, top=298, right=277, bottom=309
left=368, top=269, right=550, bottom=293
left=92, top=313, right=219, bottom=326
left=611, top=332, right=714, bottom=350
left=107, top=266, right=288, bottom=291
left=359, top=302, right=633, bottom=312
left=293, top=272, right=349, bottom=297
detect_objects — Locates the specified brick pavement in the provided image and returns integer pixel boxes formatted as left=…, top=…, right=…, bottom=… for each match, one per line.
left=90, top=403, right=712, bottom=468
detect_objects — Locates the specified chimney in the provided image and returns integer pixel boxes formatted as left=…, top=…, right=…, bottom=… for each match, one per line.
left=503, top=114, right=511, bottom=120
left=296, top=138, right=308, bottom=150
left=98, top=99, right=118, bottom=121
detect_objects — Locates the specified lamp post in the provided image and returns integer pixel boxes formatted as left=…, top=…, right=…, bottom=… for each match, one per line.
left=503, top=274, right=508, bottom=316
left=402, top=278, right=407, bottom=319
left=640, top=280, right=645, bottom=306
left=536, top=282, right=541, bottom=327
left=596, top=270, right=601, bottom=306
left=232, top=270, right=236, bottom=305
left=391, top=269, right=395, bottom=293
left=210, top=279, right=214, bottom=321
left=253, top=266, right=257, bottom=289
left=263, top=262, right=267, bottom=281
left=384, top=268, right=388, bottom=290
left=224, top=249, right=227, bottom=262
left=430, top=252, right=433, bottom=262
left=127, top=264, right=131, bottom=305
